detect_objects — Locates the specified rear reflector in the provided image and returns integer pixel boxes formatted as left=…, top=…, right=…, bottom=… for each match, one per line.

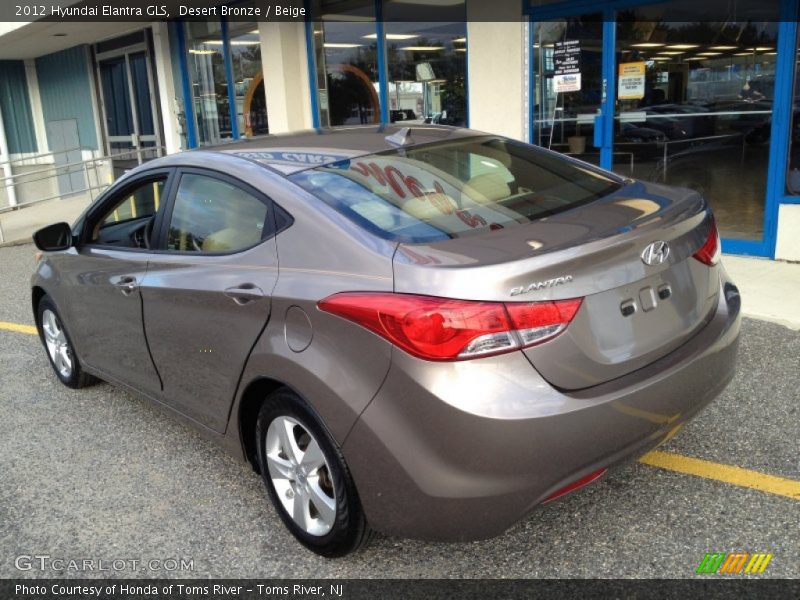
left=542, top=468, right=607, bottom=504
left=318, top=293, right=583, bottom=361
left=692, top=216, right=721, bottom=266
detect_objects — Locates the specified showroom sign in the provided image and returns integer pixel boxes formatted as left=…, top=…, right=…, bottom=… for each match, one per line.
left=618, top=61, right=646, bottom=100
left=553, top=40, right=582, bottom=93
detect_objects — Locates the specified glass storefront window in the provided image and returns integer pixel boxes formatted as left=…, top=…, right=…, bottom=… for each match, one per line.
left=185, top=20, right=231, bottom=145
left=614, top=1, right=780, bottom=240
left=383, top=0, right=467, bottom=126
left=788, top=31, right=800, bottom=195
left=312, top=1, right=380, bottom=127
left=532, top=15, right=604, bottom=166
left=227, top=20, right=268, bottom=137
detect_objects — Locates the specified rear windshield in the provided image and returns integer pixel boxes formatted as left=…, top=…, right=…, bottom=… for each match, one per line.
left=288, top=136, right=622, bottom=243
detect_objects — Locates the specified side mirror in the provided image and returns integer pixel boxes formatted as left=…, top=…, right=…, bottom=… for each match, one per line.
left=33, top=222, right=73, bottom=252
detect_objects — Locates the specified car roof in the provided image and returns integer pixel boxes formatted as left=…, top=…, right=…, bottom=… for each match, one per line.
left=201, top=125, right=483, bottom=176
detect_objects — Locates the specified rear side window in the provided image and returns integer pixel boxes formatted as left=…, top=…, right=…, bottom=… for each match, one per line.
left=166, top=173, right=270, bottom=253
left=289, top=136, right=622, bottom=243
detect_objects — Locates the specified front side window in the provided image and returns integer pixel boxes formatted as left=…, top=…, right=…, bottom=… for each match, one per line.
left=289, top=136, right=621, bottom=243
left=90, top=178, right=166, bottom=247
left=166, top=173, right=270, bottom=253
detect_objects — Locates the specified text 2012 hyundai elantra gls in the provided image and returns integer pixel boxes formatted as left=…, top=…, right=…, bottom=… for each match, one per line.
left=31, top=125, right=740, bottom=557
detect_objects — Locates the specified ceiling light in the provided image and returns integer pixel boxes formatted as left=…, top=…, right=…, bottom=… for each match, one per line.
left=249, top=29, right=258, bottom=35
left=391, top=0, right=463, bottom=4
left=657, top=51, right=684, bottom=55
left=321, top=14, right=374, bottom=22
left=203, top=40, right=259, bottom=46
left=697, top=52, right=722, bottom=56
left=734, top=51, right=753, bottom=56
left=709, top=45, right=737, bottom=50
left=455, top=48, right=466, bottom=52
left=685, top=57, right=706, bottom=61
left=189, top=49, right=216, bottom=55
left=363, top=33, right=418, bottom=40
left=747, top=47, right=773, bottom=52
left=652, top=57, right=671, bottom=61
left=666, top=44, right=700, bottom=49
left=631, top=43, right=664, bottom=48
left=324, top=43, right=363, bottom=48
left=453, top=37, right=466, bottom=43
left=400, top=46, right=445, bottom=51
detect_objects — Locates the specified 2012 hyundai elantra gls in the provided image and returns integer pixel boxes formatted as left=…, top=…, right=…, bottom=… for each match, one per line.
left=31, top=125, right=740, bottom=557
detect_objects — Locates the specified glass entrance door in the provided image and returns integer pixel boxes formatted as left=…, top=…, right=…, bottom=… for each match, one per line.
left=612, top=2, right=781, bottom=244
left=98, top=47, right=160, bottom=177
left=530, top=0, right=786, bottom=255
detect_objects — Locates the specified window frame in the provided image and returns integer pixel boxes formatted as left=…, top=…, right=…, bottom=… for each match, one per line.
left=153, top=167, right=281, bottom=256
left=79, top=168, right=176, bottom=252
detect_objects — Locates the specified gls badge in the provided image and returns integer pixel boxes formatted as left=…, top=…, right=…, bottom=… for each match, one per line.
left=641, top=241, right=670, bottom=266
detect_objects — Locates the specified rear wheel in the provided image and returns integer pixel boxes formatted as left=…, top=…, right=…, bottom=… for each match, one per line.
left=256, top=389, right=371, bottom=557
left=37, top=295, right=97, bottom=389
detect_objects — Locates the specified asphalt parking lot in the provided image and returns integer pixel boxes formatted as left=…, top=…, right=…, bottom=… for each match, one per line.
left=1, top=242, right=798, bottom=579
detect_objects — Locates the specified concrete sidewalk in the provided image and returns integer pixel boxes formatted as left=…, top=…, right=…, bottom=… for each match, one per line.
left=723, top=255, right=800, bottom=330
left=0, top=193, right=93, bottom=245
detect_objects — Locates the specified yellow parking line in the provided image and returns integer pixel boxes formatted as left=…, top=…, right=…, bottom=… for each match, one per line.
left=640, top=451, right=800, bottom=501
left=0, top=321, right=37, bottom=335
left=1, top=318, right=799, bottom=501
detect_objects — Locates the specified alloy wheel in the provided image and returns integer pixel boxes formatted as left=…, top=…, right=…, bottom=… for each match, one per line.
left=42, top=309, right=73, bottom=379
left=265, top=416, right=337, bottom=536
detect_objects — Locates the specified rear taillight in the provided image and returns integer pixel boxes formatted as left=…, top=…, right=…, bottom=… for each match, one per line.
left=692, top=217, right=720, bottom=266
left=318, top=293, right=582, bottom=361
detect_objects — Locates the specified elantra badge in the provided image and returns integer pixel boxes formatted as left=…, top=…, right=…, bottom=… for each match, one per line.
left=510, top=275, right=573, bottom=297
left=641, top=241, right=670, bottom=266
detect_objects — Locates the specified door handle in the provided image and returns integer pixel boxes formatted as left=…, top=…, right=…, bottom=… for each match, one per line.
left=224, top=283, right=265, bottom=305
left=115, top=275, right=138, bottom=295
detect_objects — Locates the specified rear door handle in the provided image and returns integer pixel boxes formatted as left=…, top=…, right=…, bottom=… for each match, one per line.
left=224, top=283, right=265, bottom=305
left=115, top=275, right=138, bottom=295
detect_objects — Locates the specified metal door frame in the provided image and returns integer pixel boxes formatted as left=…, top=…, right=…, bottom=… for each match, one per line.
left=94, top=35, right=163, bottom=162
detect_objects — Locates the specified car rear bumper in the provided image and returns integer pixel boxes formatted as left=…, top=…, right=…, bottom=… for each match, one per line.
left=342, top=270, right=741, bottom=541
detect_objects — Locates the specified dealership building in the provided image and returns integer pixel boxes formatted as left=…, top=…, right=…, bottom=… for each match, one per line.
left=1, top=0, right=799, bottom=259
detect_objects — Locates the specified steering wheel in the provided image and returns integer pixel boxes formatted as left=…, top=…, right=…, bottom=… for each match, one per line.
left=143, top=217, right=155, bottom=250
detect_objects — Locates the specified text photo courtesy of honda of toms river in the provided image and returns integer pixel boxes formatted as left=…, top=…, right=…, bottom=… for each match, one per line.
left=31, top=125, right=740, bottom=557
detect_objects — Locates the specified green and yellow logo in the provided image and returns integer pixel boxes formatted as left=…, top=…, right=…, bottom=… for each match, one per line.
left=696, top=552, right=773, bottom=574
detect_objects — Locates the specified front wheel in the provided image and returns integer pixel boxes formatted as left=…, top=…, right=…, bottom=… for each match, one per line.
left=37, top=295, right=97, bottom=389
left=256, top=389, right=371, bottom=557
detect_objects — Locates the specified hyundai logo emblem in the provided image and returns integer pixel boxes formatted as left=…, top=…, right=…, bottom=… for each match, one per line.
left=641, top=241, right=670, bottom=266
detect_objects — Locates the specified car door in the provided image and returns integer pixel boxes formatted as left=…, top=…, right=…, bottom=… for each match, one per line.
left=140, top=169, right=279, bottom=433
left=62, top=170, right=174, bottom=395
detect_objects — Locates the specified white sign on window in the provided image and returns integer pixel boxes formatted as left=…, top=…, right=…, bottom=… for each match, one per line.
left=553, top=40, right=581, bottom=93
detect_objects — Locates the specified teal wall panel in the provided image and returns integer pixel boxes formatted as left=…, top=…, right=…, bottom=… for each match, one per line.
left=35, top=45, right=98, bottom=151
left=0, top=60, right=37, bottom=155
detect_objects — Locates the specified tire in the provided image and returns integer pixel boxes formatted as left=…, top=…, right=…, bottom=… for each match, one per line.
left=255, top=389, right=371, bottom=557
left=37, top=295, right=97, bottom=389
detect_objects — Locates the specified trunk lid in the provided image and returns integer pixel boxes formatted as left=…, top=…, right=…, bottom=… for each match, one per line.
left=392, top=180, right=720, bottom=389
